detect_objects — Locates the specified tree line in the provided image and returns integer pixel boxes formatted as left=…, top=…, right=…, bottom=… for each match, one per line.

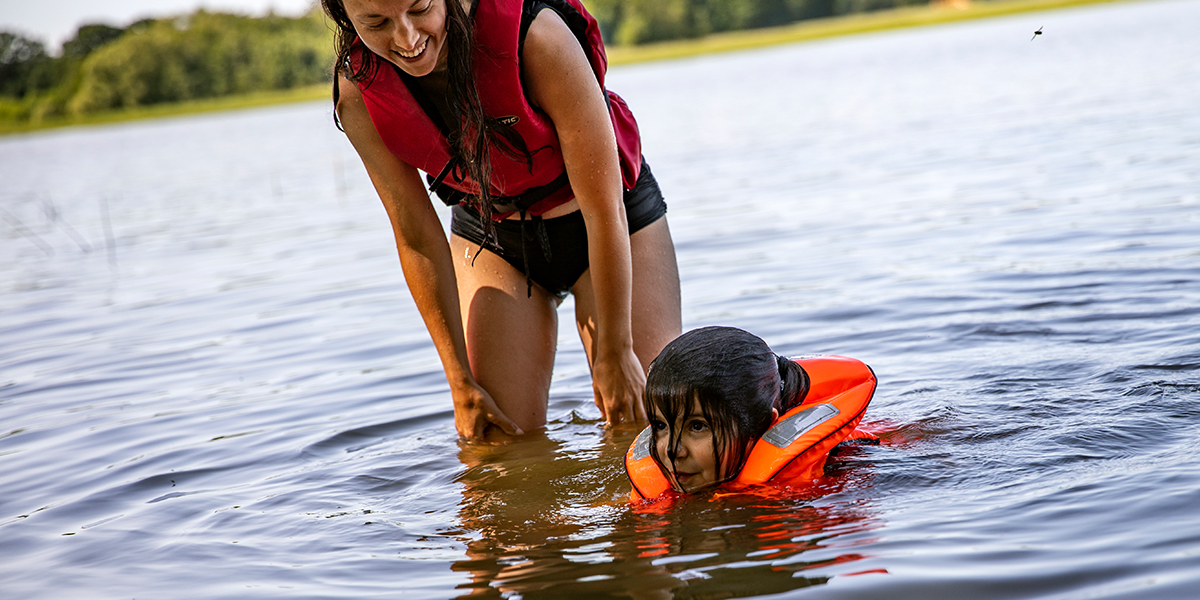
left=587, top=0, right=925, bottom=45
left=1, top=9, right=333, bottom=125
left=1, top=0, right=927, bottom=125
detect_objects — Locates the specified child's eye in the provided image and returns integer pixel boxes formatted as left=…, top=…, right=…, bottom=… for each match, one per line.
left=687, top=419, right=709, bottom=433
left=650, top=419, right=667, bottom=432
left=411, top=0, right=432, bottom=14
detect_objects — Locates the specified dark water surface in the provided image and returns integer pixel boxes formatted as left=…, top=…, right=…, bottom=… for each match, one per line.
left=2, top=0, right=1199, bottom=597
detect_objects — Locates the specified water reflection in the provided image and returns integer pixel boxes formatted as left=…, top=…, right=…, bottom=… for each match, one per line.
left=6, top=1, right=1195, bottom=595
left=451, top=425, right=882, bottom=598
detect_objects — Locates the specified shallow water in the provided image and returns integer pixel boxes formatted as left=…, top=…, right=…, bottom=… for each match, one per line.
left=2, top=0, right=1199, bottom=597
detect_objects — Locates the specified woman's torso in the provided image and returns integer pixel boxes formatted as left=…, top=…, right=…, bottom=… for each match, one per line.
left=353, top=0, right=641, bottom=221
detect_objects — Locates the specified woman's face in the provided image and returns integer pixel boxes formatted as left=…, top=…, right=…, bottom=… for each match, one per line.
left=342, top=0, right=449, bottom=77
left=651, top=400, right=720, bottom=493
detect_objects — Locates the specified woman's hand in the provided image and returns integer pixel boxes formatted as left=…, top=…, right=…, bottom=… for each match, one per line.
left=337, top=76, right=518, bottom=442
left=452, top=380, right=524, bottom=440
left=591, top=345, right=648, bottom=426
left=522, top=11, right=650, bottom=428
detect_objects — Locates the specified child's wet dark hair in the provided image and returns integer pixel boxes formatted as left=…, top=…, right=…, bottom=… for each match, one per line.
left=644, top=326, right=810, bottom=488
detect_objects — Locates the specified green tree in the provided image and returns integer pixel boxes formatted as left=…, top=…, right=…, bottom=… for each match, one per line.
left=833, top=0, right=925, bottom=14
left=616, top=0, right=695, bottom=44
left=0, top=32, right=52, bottom=98
left=69, top=9, right=332, bottom=114
left=581, top=0, right=897, bottom=46
left=62, top=24, right=125, bottom=60
left=583, top=0, right=623, bottom=42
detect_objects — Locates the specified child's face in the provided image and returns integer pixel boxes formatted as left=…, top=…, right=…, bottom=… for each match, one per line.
left=650, top=401, right=719, bottom=493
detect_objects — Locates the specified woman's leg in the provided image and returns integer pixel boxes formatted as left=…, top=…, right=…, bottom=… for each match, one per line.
left=450, top=234, right=560, bottom=438
left=573, top=217, right=682, bottom=373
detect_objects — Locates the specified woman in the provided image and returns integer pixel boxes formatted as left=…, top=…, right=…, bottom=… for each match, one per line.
left=321, top=0, right=681, bottom=440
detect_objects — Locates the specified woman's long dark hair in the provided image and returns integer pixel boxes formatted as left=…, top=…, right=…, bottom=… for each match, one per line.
left=644, top=327, right=810, bottom=489
left=322, top=0, right=532, bottom=228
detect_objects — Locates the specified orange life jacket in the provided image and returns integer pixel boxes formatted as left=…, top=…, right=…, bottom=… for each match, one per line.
left=625, top=355, right=878, bottom=501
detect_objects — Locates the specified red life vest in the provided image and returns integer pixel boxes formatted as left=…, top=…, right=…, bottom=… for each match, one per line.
left=352, top=0, right=642, bottom=219
left=625, top=355, right=879, bottom=501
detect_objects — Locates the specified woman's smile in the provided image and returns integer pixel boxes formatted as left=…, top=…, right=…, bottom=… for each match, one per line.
left=393, top=36, right=428, bottom=59
left=344, top=0, right=448, bottom=77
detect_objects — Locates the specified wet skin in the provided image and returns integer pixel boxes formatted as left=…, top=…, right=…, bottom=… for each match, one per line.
left=649, top=402, right=778, bottom=493
left=650, top=401, right=719, bottom=493
left=333, top=0, right=683, bottom=441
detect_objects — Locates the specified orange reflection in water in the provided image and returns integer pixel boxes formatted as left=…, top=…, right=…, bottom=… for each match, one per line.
left=450, top=426, right=885, bottom=599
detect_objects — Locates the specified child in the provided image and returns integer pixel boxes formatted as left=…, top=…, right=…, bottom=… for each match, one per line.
left=627, top=326, right=876, bottom=498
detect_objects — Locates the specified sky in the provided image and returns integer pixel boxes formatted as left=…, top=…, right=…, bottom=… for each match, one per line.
left=1, top=0, right=317, bottom=51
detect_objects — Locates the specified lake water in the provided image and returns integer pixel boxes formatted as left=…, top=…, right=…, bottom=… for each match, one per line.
left=2, top=0, right=1198, bottom=597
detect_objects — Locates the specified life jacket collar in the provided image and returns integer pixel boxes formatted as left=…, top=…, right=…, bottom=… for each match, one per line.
left=626, top=355, right=878, bottom=501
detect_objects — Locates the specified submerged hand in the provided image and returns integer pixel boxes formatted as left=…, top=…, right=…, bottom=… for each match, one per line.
left=452, top=382, right=523, bottom=440
left=591, top=348, right=648, bottom=427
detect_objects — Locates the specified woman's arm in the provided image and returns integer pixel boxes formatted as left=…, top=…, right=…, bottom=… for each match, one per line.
left=522, top=11, right=647, bottom=426
left=336, top=75, right=523, bottom=439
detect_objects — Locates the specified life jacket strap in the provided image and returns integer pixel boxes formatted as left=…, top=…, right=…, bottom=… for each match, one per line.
left=428, top=168, right=571, bottom=215
left=517, top=209, right=554, bottom=297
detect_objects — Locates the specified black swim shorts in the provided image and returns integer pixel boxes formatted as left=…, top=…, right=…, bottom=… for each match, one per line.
left=450, top=158, right=667, bottom=299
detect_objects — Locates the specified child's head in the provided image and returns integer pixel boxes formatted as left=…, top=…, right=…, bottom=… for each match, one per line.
left=644, top=327, right=810, bottom=493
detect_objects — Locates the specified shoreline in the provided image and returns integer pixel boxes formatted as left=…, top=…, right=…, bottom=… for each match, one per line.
left=604, top=0, right=1137, bottom=65
left=1, top=0, right=1140, bottom=136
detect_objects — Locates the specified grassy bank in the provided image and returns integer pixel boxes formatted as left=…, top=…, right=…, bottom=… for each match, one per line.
left=0, top=84, right=330, bottom=136
left=2, top=0, right=1137, bottom=136
left=605, top=0, right=1137, bottom=65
